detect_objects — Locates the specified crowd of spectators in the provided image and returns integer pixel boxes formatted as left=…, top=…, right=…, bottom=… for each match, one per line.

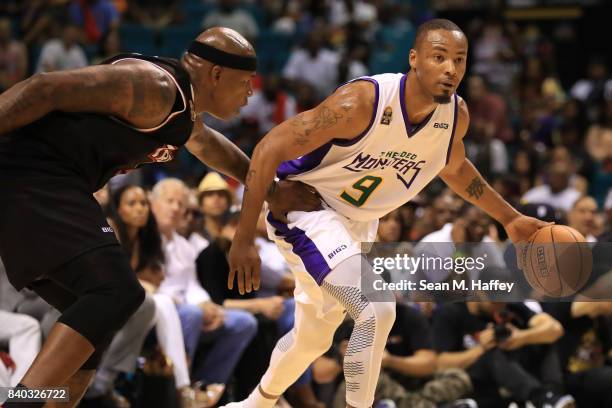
left=1, top=1, right=611, bottom=408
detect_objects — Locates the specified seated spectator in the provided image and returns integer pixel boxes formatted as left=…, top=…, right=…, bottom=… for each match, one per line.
left=0, top=260, right=41, bottom=388
left=150, top=178, right=257, bottom=389
left=283, top=31, right=340, bottom=99
left=195, top=213, right=322, bottom=406
left=0, top=311, right=41, bottom=387
left=314, top=303, right=473, bottom=408
left=202, top=0, right=258, bottom=43
left=466, top=75, right=513, bottom=143
left=20, top=0, right=71, bottom=45
left=125, top=0, right=180, bottom=28
left=110, top=184, right=222, bottom=407
left=570, top=57, right=611, bottom=114
left=522, top=161, right=582, bottom=212
left=433, top=301, right=572, bottom=408
left=177, top=187, right=210, bottom=255
left=240, top=74, right=297, bottom=136
left=36, top=23, right=88, bottom=73
left=568, top=195, right=600, bottom=242
left=82, top=291, right=156, bottom=407
left=0, top=18, right=27, bottom=93
left=543, top=301, right=612, bottom=408
left=416, top=205, right=506, bottom=286
left=92, top=28, right=121, bottom=64
left=68, top=0, right=120, bottom=44
left=197, top=172, right=233, bottom=240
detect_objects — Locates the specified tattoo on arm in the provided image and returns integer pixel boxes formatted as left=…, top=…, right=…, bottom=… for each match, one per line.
left=466, top=177, right=485, bottom=199
left=291, top=105, right=344, bottom=146
left=126, top=69, right=175, bottom=121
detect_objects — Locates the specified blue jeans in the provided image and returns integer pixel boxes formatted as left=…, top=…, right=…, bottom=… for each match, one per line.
left=176, top=303, right=204, bottom=361
left=192, top=308, right=257, bottom=384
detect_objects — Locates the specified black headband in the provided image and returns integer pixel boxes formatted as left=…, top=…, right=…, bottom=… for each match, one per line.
left=188, top=41, right=257, bottom=71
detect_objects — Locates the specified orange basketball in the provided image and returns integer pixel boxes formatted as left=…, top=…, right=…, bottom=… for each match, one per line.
left=523, top=225, right=593, bottom=297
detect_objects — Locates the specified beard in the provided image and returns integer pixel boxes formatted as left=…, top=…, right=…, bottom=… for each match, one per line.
left=433, top=92, right=452, bottom=104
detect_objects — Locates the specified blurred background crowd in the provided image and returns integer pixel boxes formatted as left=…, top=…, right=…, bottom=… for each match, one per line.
left=0, top=0, right=611, bottom=407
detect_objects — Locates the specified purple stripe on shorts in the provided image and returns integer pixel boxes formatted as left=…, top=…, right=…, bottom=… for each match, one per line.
left=267, top=212, right=330, bottom=284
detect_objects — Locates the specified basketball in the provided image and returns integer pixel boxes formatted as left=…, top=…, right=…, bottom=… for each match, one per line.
left=523, top=225, right=593, bottom=297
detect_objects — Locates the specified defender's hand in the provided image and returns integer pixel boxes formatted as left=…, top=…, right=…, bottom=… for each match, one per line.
left=228, top=239, right=261, bottom=295
left=268, top=180, right=322, bottom=223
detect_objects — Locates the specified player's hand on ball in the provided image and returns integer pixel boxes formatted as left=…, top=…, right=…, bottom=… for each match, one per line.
left=268, top=180, right=323, bottom=222
left=228, top=239, right=261, bottom=294
left=504, top=215, right=552, bottom=243
left=504, top=215, right=553, bottom=269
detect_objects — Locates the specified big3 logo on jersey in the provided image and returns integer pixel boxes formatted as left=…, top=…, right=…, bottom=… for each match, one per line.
left=148, top=144, right=179, bottom=162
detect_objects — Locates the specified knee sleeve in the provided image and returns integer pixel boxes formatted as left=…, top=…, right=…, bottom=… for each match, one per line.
left=322, top=255, right=396, bottom=408
left=51, top=245, right=145, bottom=347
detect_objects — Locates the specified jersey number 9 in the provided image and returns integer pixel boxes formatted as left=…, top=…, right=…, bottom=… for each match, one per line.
left=340, top=175, right=383, bottom=207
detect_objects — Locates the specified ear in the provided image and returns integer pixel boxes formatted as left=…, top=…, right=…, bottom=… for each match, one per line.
left=211, top=65, right=223, bottom=85
left=409, top=48, right=417, bottom=70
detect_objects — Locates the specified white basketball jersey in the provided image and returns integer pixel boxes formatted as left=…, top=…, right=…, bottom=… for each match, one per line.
left=277, top=73, right=459, bottom=222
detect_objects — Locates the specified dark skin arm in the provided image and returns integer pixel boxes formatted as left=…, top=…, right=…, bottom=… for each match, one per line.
left=0, top=60, right=176, bottom=134
left=228, top=81, right=375, bottom=294
left=0, top=59, right=321, bottom=217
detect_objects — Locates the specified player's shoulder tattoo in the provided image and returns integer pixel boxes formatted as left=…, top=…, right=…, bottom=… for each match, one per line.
left=126, top=64, right=176, bottom=121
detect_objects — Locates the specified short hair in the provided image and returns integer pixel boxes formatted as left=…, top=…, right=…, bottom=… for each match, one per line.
left=414, top=19, right=465, bottom=49
left=151, top=178, right=188, bottom=201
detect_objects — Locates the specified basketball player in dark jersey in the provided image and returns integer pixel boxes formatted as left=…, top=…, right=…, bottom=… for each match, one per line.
left=0, top=27, right=320, bottom=407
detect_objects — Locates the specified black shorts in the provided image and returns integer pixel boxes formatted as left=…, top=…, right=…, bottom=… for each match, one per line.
left=0, top=175, right=119, bottom=290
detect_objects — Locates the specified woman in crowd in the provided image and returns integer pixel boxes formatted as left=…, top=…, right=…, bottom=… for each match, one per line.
left=110, top=184, right=223, bottom=408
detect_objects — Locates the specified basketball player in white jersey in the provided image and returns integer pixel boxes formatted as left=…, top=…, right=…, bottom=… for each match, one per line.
left=227, top=19, right=550, bottom=408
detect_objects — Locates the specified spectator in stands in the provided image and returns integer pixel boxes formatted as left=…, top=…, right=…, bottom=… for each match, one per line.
left=433, top=301, right=572, bottom=408
left=197, top=172, right=232, bottom=240
left=0, top=259, right=41, bottom=388
left=0, top=311, right=41, bottom=387
left=570, top=57, right=612, bottom=119
left=466, top=75, right=513, bottom=143
left=470, top=20, right=517, bottom=95
left=283, top=31, right=340, bottom=99
left=92, top=28, right=121, bottom=64
left=68, top=0, right=120, bottom=44
left=543, top=301, right=612, bottom=408
left=568, top=195, right=600, bottom=242
left=125, top=0, right=180, bottom=28
left=150, top=178, right=257, bottom=388
left=585, top=100, right=612, bottom=205
left=314, top=303, right=473, bottom=408
left=197, top=214, right=321, bottom=406
left=35, top=22, right=88, bottom=73
left=240, top=74, right=297, bottom=136
left=522, top=161, right=581, bottom=212
left=82, top=292, right=156, bottom=407
left=177, top=188, right=210, bottom=255
left=110, top=184, right=223, bottom=407
left=202, top=0, right=258, bottom=43
left=20, top=0, right=71, bottom=45
left=0, top=18, right=27, bottom=93
left=513, top=149, right=539, bottom=195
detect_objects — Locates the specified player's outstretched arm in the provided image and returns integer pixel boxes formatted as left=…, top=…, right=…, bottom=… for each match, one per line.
left=439, top=97, right=549, bottom=243
left=0, top=61, right=176, bottom=135
left=186, top=120, right=251, bottom=184
left=227, top=80, right=375, bottom=294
